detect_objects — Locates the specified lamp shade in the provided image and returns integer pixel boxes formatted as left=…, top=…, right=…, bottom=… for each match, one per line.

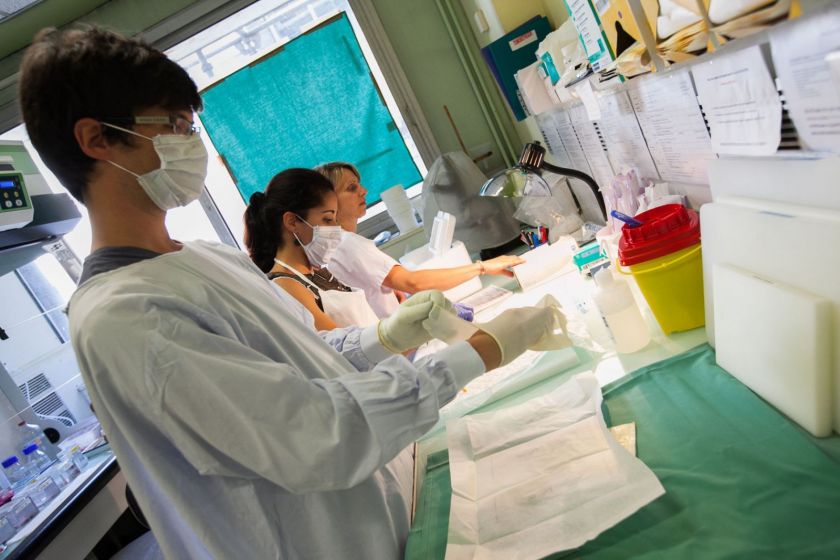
left=479, top=166, right=552, bottom=197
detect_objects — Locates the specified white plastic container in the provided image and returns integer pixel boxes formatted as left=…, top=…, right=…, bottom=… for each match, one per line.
left=429, top=211, right=456, bottom=256
left=592, top=269, right=650, bottom=353
left=390, top=207, right=419, bottom=234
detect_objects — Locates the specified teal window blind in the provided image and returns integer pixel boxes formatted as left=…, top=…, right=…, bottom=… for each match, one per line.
left=199, top=12, right=422, bottom=205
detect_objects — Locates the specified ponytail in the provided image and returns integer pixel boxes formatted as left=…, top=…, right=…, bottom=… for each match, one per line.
left=243, top=191, right=278, bottom=273
left=242, top=169, right=335, bottom=273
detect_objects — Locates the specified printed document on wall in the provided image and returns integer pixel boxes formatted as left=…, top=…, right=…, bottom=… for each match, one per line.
left=770, top=7, right=840, bottom=153
left=444, top=373, right=665, bottom=560
left=535, top=111, right=568, bottom=160
left=553, top=110, right=593, bottom=178
left=691, top=45, right=782, bottom=156
left=629, top=69, right=716, bottom=184
left=596, top=91, right=660, bottom=179
left=569, top=104, right=615, bottom=191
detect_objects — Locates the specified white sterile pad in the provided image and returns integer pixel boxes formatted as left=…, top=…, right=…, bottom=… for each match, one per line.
left=512, top=241, right=575, bottom=291
left=445, top=373, right=665, bottom=560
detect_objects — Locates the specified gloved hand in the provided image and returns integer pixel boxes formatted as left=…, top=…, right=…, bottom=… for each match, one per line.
left=476, top=297, right=570, bottom=366
left=377, top=290, right=455, bottom=353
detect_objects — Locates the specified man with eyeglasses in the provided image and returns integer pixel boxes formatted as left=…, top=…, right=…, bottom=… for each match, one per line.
left=18, top=24, right=557, bottom=560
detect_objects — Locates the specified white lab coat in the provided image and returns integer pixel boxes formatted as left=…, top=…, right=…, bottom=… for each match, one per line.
left=69, top=240, right=483, bottom=559
left=328, top=231, right=401, bottom=318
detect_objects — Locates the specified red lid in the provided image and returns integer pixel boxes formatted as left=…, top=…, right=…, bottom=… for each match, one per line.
left=618, top=204, right=700, bottom=266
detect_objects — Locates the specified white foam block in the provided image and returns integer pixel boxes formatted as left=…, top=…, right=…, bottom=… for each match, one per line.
left=714, top=263, right=832, bottom=437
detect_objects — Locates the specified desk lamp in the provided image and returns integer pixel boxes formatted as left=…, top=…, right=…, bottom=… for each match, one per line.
left=479, top=142, right=607, bottom=221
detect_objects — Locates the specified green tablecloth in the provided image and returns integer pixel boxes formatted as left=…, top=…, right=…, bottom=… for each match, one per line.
left=406, top=345, right=840, bottom=559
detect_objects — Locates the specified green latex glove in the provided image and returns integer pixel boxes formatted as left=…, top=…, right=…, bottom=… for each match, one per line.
left=377, top=290, right=455, bottom=353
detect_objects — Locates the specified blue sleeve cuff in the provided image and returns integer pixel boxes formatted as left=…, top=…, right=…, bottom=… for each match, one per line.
left=360, top=324, right=394, bottom=364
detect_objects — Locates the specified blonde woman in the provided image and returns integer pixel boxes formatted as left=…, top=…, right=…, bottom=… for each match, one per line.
left=315, top=162, right=524, bottom=317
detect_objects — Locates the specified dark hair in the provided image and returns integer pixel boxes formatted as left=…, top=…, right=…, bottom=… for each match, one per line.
left=243, top=168, right=335, bottom=273
left=18, top=25, right=202, bottom=203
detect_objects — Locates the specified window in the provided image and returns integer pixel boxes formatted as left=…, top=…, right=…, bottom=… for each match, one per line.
left=0, top=125, right=223, bottom=260
left=166, top=0, right=428, bottom=245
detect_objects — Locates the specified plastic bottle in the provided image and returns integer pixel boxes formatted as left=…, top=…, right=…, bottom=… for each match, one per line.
left=16, top=420, right=44, bottom=450
left=21, top=445, right=50, bottom=476
left=592, top=268, right=650, bottom=353
left=2, top=456, right=30, bottom=489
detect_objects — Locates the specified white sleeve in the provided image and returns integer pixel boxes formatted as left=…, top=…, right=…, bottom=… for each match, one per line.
left=331, top=232, right=399, bottom=289
left=136, top=309, right=484, bottom=493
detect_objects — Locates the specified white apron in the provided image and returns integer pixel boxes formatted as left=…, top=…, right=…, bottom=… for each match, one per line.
left=273, top=259, right=380, bottom=328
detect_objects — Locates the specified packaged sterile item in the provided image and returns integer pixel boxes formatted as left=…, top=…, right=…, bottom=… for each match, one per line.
left=592, top=269, right=650, bottom=353
left=64, top=445, right=89, bottom=471
left=457, top=286, right=513, bottom=314
left=24, top=477, right=60, bottom=509
left=53, top=460, right=81, bottom=487
left=0, top=496, right=38, bottom=529
left=0, top=514, right=15, bottom=544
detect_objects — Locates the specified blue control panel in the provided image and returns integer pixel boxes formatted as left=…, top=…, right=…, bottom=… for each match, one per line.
left=0, top=173, right=29, bottom=212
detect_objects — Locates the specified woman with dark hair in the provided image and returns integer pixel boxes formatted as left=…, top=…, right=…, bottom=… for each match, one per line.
left=244, top=168, right=379, bottom=330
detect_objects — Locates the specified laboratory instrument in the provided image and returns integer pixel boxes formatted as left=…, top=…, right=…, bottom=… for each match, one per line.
left=479, top=142, right=607, bottom=221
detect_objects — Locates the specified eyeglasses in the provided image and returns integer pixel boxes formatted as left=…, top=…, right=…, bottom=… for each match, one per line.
left=103, top=115, right=201, bottom=137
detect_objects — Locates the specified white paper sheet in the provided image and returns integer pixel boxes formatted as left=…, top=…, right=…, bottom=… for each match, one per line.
left=770, top=7, right=840, bottom=153
left=445, top=373, right=665, bottom=560
left=574, top=78, right=603, bottom=120
left=691, top=45, right=782, bottom=156
left=596, top=91, right=660, bottom=179
left=516, top=61, right=556, bottom=117
left=569, top=103, right=616, bottom=191
left=628, top=69, right=716, bottom=184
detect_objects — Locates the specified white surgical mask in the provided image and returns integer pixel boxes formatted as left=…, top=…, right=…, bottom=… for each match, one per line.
left=293, top=216, right=343, bottom=268
left=104, top=123, right=209, bottom=211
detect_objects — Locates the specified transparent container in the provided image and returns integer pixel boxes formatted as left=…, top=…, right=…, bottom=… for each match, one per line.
left=1, top=457, right=30, bottom=489
left=24, top=477, right=60, bottom=509
left=16, top=420, right=44, bottom=450
left=53, top=460, right=81, bottom=487
left=0, top=514, right=15, bottom=545
left=592, top=268, right=651, bottom=353
left=63, top=446, right=88, bottom=471
left=21, top=445, right=50, bottom=477
left=0, top=496, right=38, bottom=529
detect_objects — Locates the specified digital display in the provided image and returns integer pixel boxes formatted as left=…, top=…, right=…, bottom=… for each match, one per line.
left=0, top=180, right=16, bottom=188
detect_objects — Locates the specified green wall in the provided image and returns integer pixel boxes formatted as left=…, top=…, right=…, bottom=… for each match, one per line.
left=369, top=0, right=507, bottom=173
